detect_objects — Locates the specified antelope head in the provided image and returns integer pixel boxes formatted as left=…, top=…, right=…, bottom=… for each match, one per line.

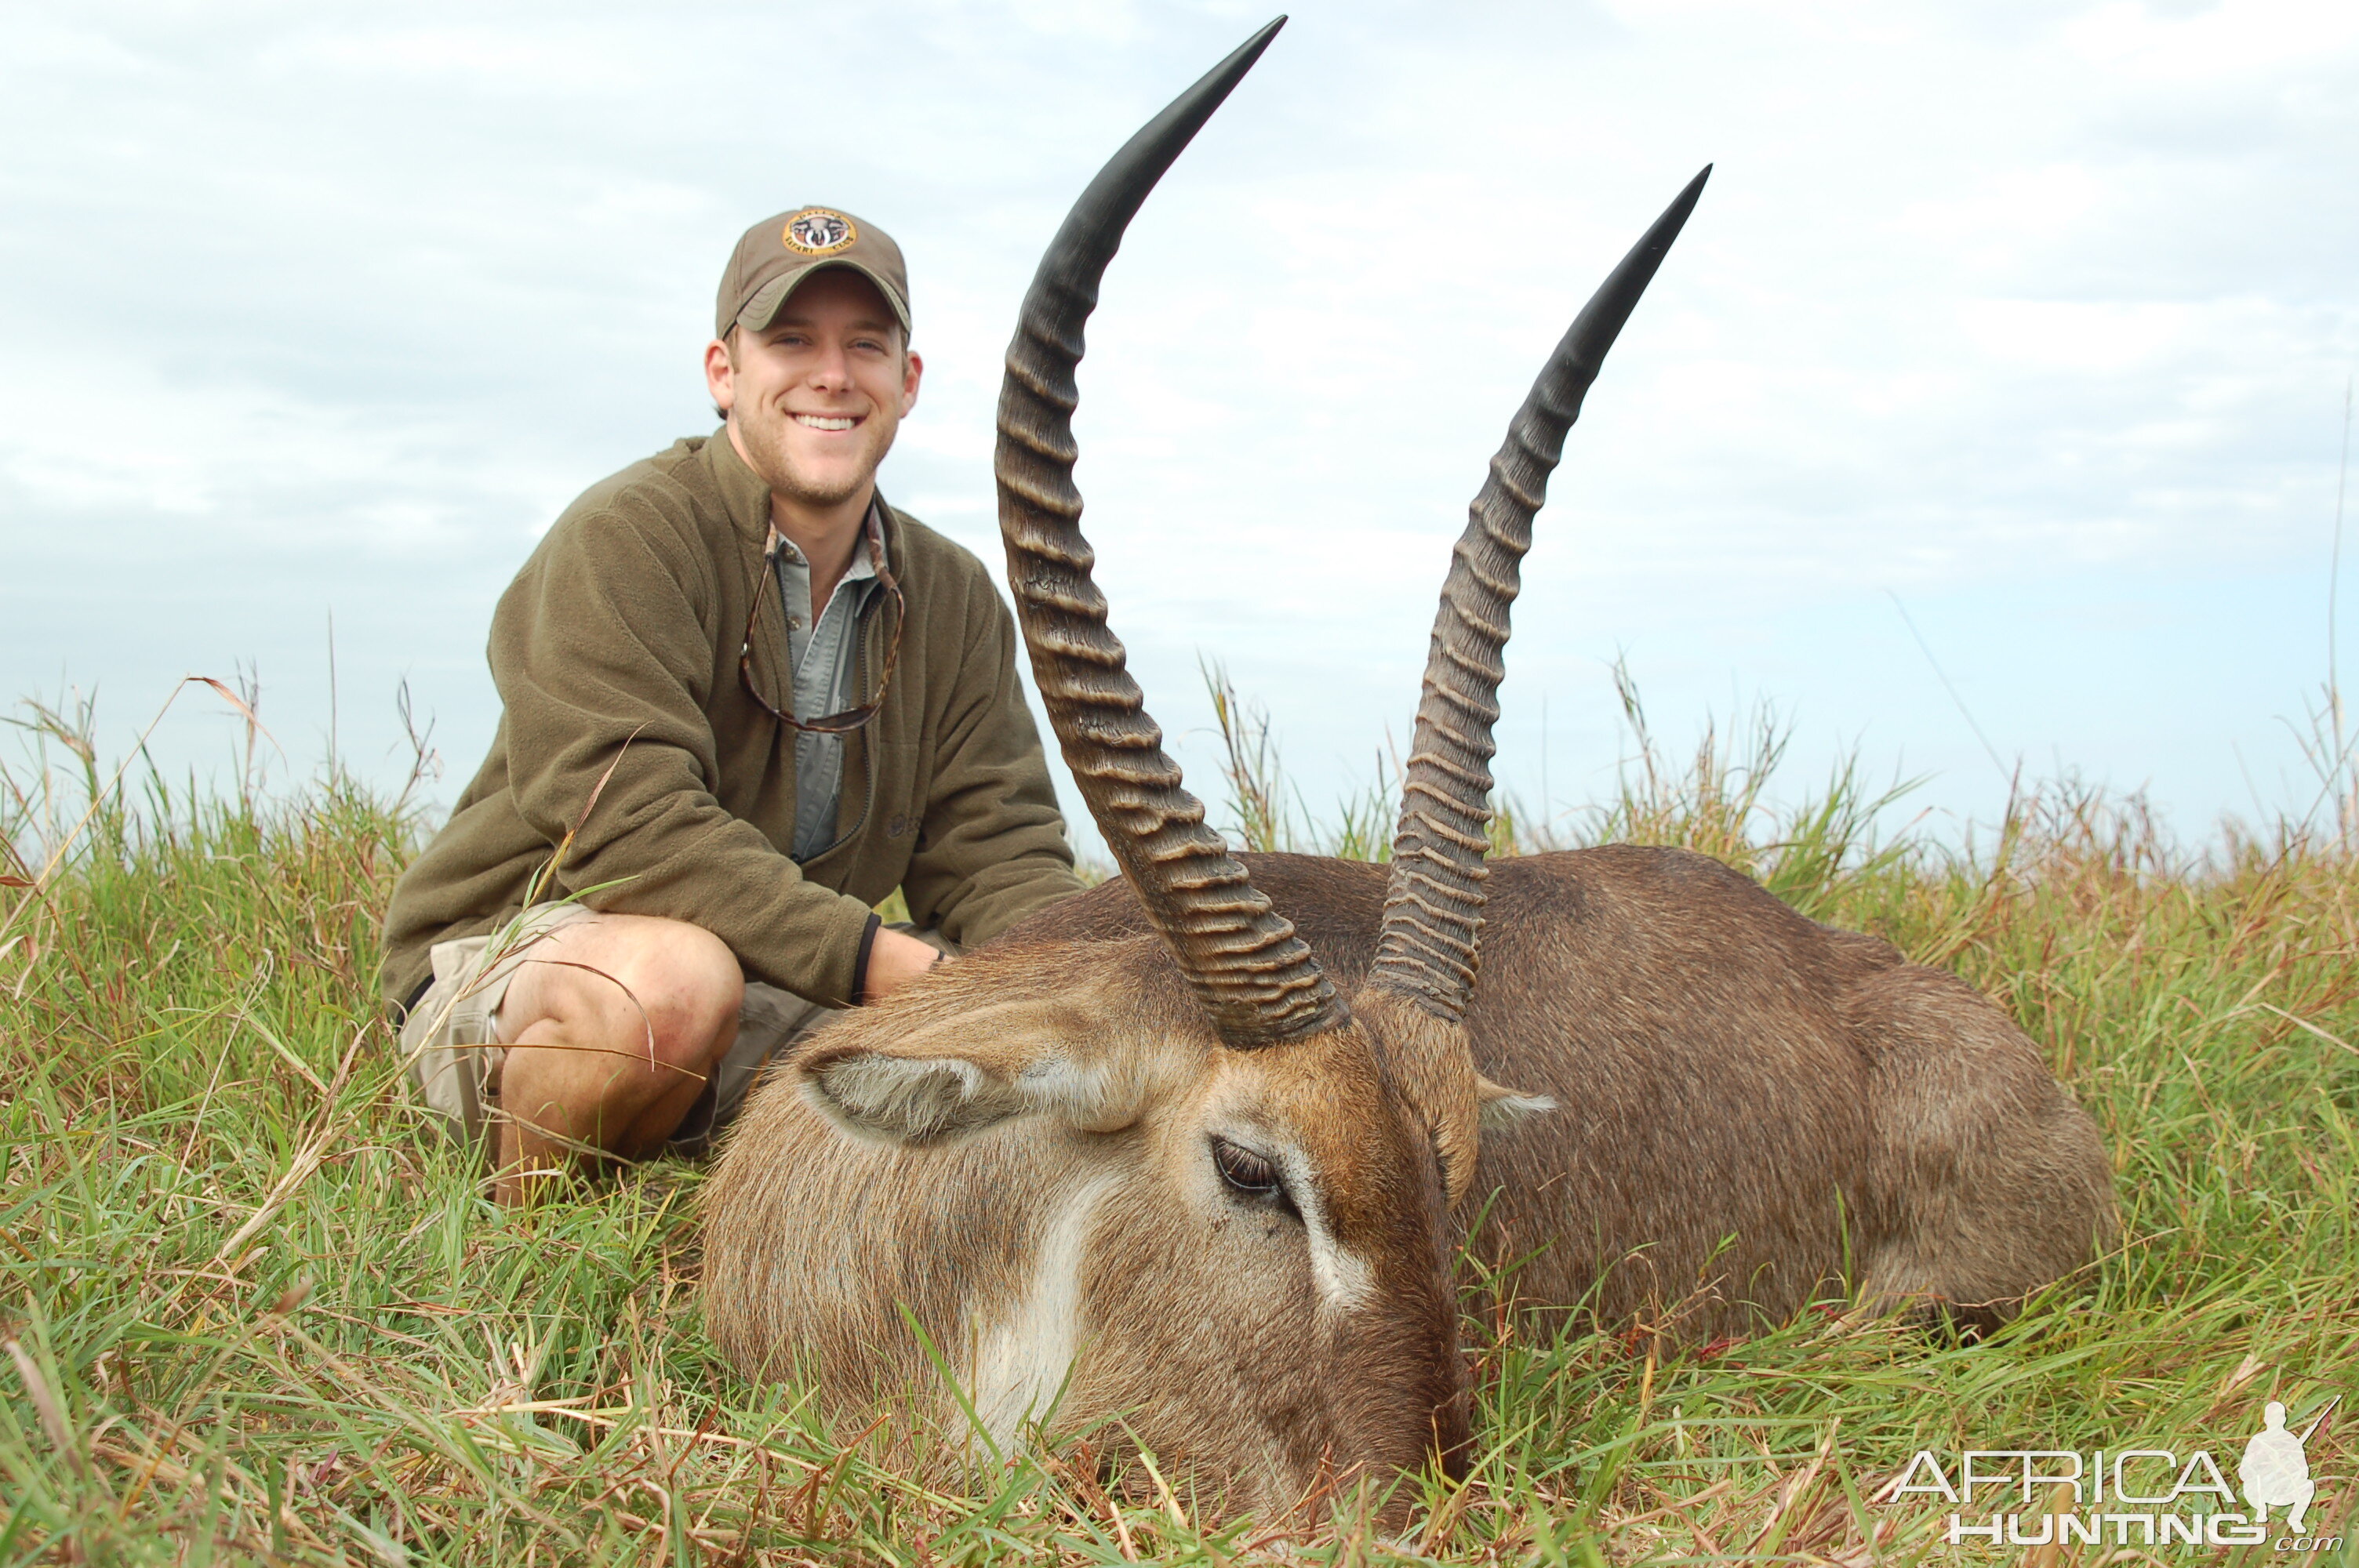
left=769, top=17, right=1707, bottom=1519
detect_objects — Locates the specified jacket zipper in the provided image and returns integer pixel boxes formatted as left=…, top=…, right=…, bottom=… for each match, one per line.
left=798, top=576, right=884, bottom=866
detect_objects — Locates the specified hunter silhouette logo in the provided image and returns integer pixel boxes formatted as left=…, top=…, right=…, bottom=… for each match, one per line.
left=783, top=209, right=856, bottom=255
left=2241, top=1400, right=2319, bottom=1533
left=1888, top=1395, right=2341, bottom=1551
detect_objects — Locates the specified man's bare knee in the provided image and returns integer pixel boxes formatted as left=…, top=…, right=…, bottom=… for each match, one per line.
left=493, top=916, right=744, bottom=1175
left=503, top=915, right=742, bottom=1073
left=616, top=920, right=744, bottom=1069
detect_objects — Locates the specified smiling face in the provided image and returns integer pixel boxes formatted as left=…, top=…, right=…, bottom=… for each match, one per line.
left=706, top=267, right=923, bottom=514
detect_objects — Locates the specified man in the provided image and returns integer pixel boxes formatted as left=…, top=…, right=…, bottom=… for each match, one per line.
left=2240, top=1401, right=2315, bottom=1534
left=382, top=206, right=1085, bottom=1202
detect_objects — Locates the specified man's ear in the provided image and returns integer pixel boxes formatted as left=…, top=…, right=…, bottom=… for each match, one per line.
left=898, top=347, right=923, bottom=416
left=704, top=334, right=736, bottom=415
left=795, top=995, right=1144, bottom=1146
left=1476, top=1073, right=1557, bottom=1132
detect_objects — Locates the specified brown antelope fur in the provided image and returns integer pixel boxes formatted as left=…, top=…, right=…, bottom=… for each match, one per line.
left=703, top=949, right=1476, bottom=1510
left=703, top=845, right=2111, bottom=1515
left=700, top=18, right=2114, bottom=1526
left=1012, top=850, right=2114, bottom=1334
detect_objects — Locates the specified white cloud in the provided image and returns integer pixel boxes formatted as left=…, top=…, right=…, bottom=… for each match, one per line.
left=2, top=0, right=2354, bottom=850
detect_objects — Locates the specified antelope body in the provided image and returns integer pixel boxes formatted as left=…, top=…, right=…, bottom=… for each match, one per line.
left=703, top=20, right=2113, bottom=1520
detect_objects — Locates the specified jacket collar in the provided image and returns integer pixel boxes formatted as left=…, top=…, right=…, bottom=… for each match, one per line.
left=703, top=424, right=774, bottom=549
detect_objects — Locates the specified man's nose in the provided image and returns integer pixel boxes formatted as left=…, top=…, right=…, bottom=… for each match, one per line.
left=806, top=342, right=853, bottom=391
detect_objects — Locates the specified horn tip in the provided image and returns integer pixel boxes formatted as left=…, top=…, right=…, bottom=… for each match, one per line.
left=1238, top=16, right=1287, bottom=64
left=1654, top=165, right=1712, bottom=233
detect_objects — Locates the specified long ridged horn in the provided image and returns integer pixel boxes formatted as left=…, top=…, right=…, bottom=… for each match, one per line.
left=996, top=18, right=1346, bottom=1048
left=1369, top=167, right=1712, bottom=1021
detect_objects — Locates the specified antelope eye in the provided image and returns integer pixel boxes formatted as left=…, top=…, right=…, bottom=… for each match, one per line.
left=1212, top=1137, right=1281, bottom=1197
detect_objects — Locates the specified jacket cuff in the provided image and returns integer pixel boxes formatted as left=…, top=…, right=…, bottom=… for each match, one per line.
left=850, top=913, right=884, bottom=1004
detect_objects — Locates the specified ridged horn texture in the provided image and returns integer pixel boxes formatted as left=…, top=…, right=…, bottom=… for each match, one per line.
left=995, top=18, right=1347, bottom=1049
left=1369, top=166, right=1713, bottom=1022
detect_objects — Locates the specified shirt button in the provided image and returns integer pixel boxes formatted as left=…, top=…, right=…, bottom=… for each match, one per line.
left=787, top=616, right=803, bottom=630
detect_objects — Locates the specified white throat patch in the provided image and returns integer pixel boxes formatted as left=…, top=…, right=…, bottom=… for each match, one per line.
left=964, top=1174, right=1114, bottom=1446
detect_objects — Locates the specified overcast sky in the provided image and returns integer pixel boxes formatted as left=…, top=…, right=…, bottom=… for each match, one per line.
left=4, top=0, right=2355, bottom=859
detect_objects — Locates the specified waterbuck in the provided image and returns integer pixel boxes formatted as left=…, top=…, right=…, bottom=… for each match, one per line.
left=702, top=19, right=2114, bottom=1519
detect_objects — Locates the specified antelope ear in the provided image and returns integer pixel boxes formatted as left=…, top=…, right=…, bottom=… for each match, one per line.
left=803, top=1052, right=1041, bottom=1145
left=1477, top=1073, right=1557, bottom=1132
left=795, top=996, right=1147, bottom=1145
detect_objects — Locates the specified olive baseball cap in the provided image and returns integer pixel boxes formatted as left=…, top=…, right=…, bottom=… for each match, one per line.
left=716, top=206, right=911, bottom=340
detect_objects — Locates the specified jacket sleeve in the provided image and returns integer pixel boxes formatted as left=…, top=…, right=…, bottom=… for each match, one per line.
left=490, top=506, right=876, bottom=1005
left=897, top=575, right=1086, bottom=947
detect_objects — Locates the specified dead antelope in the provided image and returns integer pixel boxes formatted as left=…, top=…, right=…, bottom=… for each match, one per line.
left=703, top=19, right=2114, bottom=1520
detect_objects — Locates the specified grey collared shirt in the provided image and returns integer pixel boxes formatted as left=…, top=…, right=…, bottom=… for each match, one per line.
left=772, top=504, right=888, bottom=860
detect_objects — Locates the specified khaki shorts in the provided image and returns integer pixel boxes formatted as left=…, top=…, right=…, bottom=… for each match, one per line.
left=394, top=904, right=947, bottom=1162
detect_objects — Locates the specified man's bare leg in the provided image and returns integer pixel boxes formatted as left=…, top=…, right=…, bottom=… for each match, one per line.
left=490, top=914, right=743, bottom=1203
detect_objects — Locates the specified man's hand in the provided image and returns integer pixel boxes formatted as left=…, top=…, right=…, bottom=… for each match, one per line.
left=860, top=927, right=943, bottom=1004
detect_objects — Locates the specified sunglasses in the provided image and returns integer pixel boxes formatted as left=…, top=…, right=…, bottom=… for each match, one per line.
left=738, top=528, right=906, bottom=735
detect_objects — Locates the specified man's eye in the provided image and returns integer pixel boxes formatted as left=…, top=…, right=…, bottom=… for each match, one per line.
left=1212, top=1137, right=1281, bottom=1196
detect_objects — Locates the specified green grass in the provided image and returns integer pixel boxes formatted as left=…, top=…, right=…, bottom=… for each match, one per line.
left=2, top=684, right=2355, bottom=1566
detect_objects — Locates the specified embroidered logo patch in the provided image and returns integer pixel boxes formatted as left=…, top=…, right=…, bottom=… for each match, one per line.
left=783, top=209, right=857, bottom=255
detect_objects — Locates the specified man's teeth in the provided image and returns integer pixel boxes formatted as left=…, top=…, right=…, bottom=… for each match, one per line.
left=794, top=415, right=856, bottom=430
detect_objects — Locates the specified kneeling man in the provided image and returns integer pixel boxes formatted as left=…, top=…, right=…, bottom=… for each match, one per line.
left=381, top=208, right=1084, bottom=1201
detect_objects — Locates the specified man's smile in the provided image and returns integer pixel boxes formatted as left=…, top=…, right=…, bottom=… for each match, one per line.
left=791, top=412, right=862, bottom=431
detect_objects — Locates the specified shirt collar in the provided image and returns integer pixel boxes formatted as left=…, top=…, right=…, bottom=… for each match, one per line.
left=767, top=496, right=889, bottom=586
left=844, top=497, right=889, bottom=582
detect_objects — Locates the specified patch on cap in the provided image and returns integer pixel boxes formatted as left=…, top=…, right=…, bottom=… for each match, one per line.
left=783, top=209, right=858, bottom=256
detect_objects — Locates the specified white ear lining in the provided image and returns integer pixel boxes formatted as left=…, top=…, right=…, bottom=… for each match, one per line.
left=803, top=1051, right=1125, bottom=1145
left=1477, top=1087, right=1558, bottom=1132
left=805, top=1054, right=1030, bottom=1145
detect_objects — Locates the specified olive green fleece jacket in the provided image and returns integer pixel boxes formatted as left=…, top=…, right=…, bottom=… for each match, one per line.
left=380, top=431, right=1085, bottom=1011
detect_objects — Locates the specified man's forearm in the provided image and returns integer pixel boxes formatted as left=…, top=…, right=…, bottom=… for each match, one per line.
left=858, top=925, right=942, bottom=1003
